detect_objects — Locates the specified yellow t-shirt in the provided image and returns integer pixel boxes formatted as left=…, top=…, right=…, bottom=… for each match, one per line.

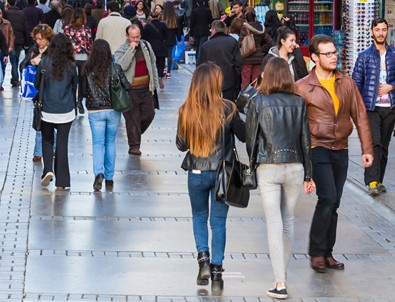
left=319, top=76, right=340, bottom=115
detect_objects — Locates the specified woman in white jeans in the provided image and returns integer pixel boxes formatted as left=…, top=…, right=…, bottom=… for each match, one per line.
left=245, top=57, right=315, bottom=299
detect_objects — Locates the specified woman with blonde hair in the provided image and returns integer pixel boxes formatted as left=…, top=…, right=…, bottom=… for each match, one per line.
left=20, top=24, right=55, bottom=163
left=176, top=62, right=245, bottom=291
left=246, top=57, right=314, bottom=299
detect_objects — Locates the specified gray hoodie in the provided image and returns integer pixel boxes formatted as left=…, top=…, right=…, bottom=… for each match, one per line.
left=266, top=46, right=295, bottom=80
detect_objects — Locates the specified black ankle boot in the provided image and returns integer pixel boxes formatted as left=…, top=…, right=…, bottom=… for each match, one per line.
left=211, top=264, right=224, bottom=291
left=196, top=251, right=210, bottom=285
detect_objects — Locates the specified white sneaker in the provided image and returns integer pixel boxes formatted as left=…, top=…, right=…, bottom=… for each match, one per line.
left=41, top=172, right=53, bottom=186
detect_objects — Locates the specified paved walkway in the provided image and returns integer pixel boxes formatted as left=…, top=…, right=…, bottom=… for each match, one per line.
left=0, top=63, right=395, bottom=302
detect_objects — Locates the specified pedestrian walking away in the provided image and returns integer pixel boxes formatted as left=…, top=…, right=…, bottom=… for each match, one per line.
left=81, top=39, right=131, bottom=191
left=352, top=18, right=395, bottom=196
left=64, top=7, right=93, bottom=115
left=34, top=33, right=78, bottom=189
left=176, top=62, right=245, bottom=292
left=295, top=34, right=373, bottom=274
left=246, top=57, right=314, bottom=299
left=198, top=20, right=242, bottom=102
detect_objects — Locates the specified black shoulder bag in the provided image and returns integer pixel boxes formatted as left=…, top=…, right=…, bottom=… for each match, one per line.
left=32, top=68, right=46, bottom=131
left=215, top=119, right=250, bottom=208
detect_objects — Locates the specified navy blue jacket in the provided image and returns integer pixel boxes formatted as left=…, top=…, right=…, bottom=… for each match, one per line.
left=352, top=44, right=395, bottom=111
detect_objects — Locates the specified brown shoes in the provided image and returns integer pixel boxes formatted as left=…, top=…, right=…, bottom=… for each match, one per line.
left=128, top=148, right=142, bottom=156
left=310, top=256, right=326, bottom=273
left=32, top=156, right=42, bottom=162
left=325, top=256, right=345, bottom=270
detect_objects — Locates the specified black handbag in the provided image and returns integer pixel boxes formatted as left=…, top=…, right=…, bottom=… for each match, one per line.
left=242, top=114, right=259, bottom=190
left=215, top=121, right=250, bottom=208
left=32, top=68, right=45, bottom=131
left=111, top=62, right=132, bottom=112
left=235, top=78, right=258, bottom=114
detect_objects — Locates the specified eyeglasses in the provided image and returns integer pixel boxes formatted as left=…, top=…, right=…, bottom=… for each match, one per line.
left=317, top=51, right=339, bottom=58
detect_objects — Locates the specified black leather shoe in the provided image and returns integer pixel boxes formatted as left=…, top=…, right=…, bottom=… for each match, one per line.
left=310, top=256, right=326, bottom=273
left=196, top=251, right=210, bottom=286
left=105, top=180, right=114, bottom=187
left=93, top=173, right=104, bottom=191
left=211, top=264, right=224, bottom=291
left=325, top=256, right=345, bottom=270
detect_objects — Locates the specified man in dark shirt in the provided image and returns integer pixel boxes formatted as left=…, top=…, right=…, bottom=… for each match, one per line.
left=23, top=0, right=45, bottom=47
left=198, top=20, right=242, bottom=101
left=223, top=0, right=243, bottom=27
left=189, top=0, right=212, bottom=64
left=44, top=0, right=61, bottom=29
left=4, top=0, right=29, bottom=87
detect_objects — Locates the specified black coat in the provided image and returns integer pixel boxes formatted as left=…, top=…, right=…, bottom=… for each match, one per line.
left=44, top=9, right=61, bottom=29
left=0, top=30, right=8, bottom=56
left=176, top=101, right=246, bottom=171
left=198, top=32, right=243, bottom=91
left=143, top=20, right=167, bottom=57
left=4, top=6, right=30, bottom=46
left=245, top=92, right=312, bottom=180
left=190, top=6, right=212, bottom=37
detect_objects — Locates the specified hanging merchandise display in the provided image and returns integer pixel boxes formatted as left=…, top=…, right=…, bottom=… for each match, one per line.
left=254, top=0, right=271, bottom=25
left=342, top=0, right=379, bottom=74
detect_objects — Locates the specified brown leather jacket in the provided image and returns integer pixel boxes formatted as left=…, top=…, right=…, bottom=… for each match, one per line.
left=295, top=68, right=373, bottom=155
left=0, top=18, right=15, bottom=51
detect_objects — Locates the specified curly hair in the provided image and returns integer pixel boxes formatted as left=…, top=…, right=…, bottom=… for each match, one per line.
left=31, top=24, right=55, bottom=41
left=82, top=39, right=112, bottom=86
left=48, top=33, right=75, bottom=81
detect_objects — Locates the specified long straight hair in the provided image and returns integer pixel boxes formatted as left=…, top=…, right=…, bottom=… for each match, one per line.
left=162, top=2, right=178, bottom=29
left=259, top=57, right=295, bottom=95
left=178, top=63, right=235, bottom=157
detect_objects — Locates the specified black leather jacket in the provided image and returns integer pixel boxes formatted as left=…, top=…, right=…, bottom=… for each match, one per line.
left=176, top=102, right=246, bottom=171
left=245, top=92, right=312, bottom=180
left=81, top=63, right=131, bottom=111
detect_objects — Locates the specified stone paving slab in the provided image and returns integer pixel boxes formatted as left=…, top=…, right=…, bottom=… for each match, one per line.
left=1, top=64, right=395, bottom=301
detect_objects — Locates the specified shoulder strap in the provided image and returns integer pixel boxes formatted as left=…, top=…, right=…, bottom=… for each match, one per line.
left=141, top=40, right=150, bottom=55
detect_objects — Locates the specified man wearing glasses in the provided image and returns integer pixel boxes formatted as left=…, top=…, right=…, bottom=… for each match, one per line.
left=295, top=34, right=373, bottom=273
left=352, top=18, right=395, bottom=196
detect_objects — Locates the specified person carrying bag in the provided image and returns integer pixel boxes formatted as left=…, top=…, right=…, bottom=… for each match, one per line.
left=176, top=63, right=245, bottom=292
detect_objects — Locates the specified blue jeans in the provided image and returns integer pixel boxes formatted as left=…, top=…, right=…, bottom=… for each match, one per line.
left=9, top=44, right=23, bottom=85
left=88, top=110, right=121, bottom=180
left=188, top=170, right=229, bottom=266
left=309, top=147, right=348, bottom=257
left=34, top=131, right=57, bottom=156
left=0, top=52, right=5, bottom=85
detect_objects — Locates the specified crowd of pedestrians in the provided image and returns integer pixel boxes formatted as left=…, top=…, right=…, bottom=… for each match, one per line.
left=0, top=0, right=394, bottom=299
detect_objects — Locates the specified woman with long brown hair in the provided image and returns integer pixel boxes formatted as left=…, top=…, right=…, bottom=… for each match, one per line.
left=176, top=62, right=245, bottom=291
left=64, top=7, right=93, bottom=114
left=162, top=1, right=181, bottom=79
left=246, top=57, right=314, bottom=299
left=82, top=39, right=130, bottom=191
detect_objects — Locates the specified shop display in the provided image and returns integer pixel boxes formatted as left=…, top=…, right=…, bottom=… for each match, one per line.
left=287, top=0, right=337, bottom=50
